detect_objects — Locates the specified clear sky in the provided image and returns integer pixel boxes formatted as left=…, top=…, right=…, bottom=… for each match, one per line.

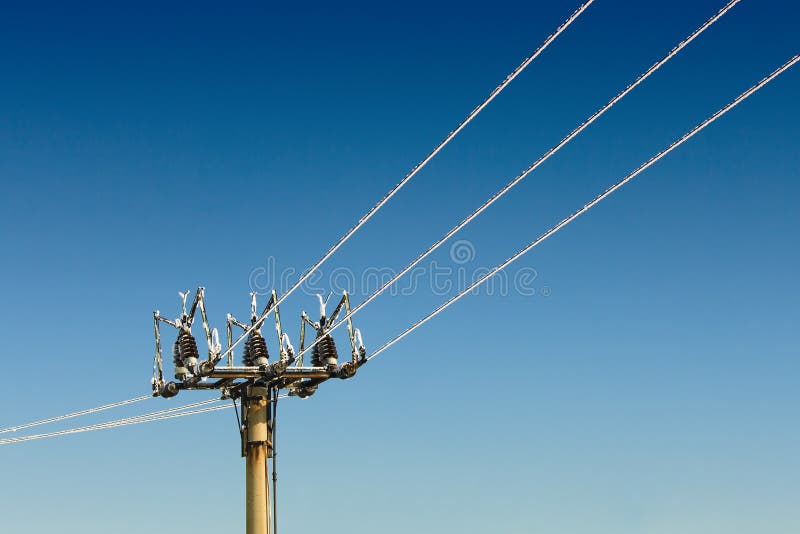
left=0, top=1, right=798, bottom=533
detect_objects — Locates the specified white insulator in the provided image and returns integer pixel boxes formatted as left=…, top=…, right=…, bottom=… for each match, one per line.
left=211, top=328, right=221, bottom=353
left=316, top=293, right=326, bottom=319
left=354, top=328, right=364, bottom=351
left=179, top=290, right=189, bottom=313
left=281, top=333, right=295, bottom=356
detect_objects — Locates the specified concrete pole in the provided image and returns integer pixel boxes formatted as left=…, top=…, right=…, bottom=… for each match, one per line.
left=245, top=386, right=271, bottom=534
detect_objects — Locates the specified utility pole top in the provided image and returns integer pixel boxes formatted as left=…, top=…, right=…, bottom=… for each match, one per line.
left=150, top=287, right=368, bottom=534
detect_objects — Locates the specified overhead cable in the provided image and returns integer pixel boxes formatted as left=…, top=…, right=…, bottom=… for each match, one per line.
left=295, top=0, right=742, bottom=360
left=0, top=394, right=152, bottom=435
left=0, top=399, right=227, bottom=445
left=0, top=395, right=291, bottom=446
left=366, top=55, right=800, bottom=363
left=213, top=0, right=596, bottom=365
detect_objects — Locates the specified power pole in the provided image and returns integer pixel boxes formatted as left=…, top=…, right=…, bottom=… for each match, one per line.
left=244, top=386, right=272, bottom=534
left=150, top=288, right=366, bottom=534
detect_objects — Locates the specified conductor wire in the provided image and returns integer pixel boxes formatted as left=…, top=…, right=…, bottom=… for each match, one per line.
left=211, top=0, right=596, bottom=367
left=0, top=395, right=292, bottom=446
left=366, top=55, right=800, bottom=364
left=0, top=401, right=227, bottom=445
left=295, top=0, right=742, bottom=361
left=0, top=395, right=152, bottom=434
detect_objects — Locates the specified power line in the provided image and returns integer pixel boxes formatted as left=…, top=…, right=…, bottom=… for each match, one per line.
left=1, top=0, right=595, bottom=452
left=0, top=399, right=226, bottom=445
left=0, top=394, right=152, bottom=435
left=107, top=398, right=224, bottom=422
left=295, top=0, right=742, bottom=361
left=0, top=395, right=292, bottom=446
left=365, top=54, right=800, bottom=364
left=212, top=0, right=596, bottom=366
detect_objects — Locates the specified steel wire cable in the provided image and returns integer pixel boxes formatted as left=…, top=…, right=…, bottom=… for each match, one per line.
left=1, top=4, right=593, bottom=431
left=0, top=403, right=229, bottom=445
left=0, top=399, right=226, bottom=445
left=0, top=398, right=224, bottom=444
left=0, top=395, right=291, bottom=445
left=212, top=1, right=596, bottom=364
left=295, top=0, right=742, bottom=360
left=0, top=0, right=736, bottom=431
left=364, top=55, right=800, bottom=364
left=100, top=398, right=225, bottom=423
left=0, top=394, right=152, bottom=434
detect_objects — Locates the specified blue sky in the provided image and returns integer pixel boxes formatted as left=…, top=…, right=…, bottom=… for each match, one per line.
left=0, top=1, right=798, bottom=532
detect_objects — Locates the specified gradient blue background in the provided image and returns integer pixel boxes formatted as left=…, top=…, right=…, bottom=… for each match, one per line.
left=1, top=1, right=798, bottom=532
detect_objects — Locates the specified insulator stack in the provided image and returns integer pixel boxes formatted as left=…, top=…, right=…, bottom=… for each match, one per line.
left=243, top=330, right=269, bottom=367
left=173, top=331, right=199, bottom=379
left=311, top=333, right=338, bottom=368
left=179, top=331, right=199, bottom=363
